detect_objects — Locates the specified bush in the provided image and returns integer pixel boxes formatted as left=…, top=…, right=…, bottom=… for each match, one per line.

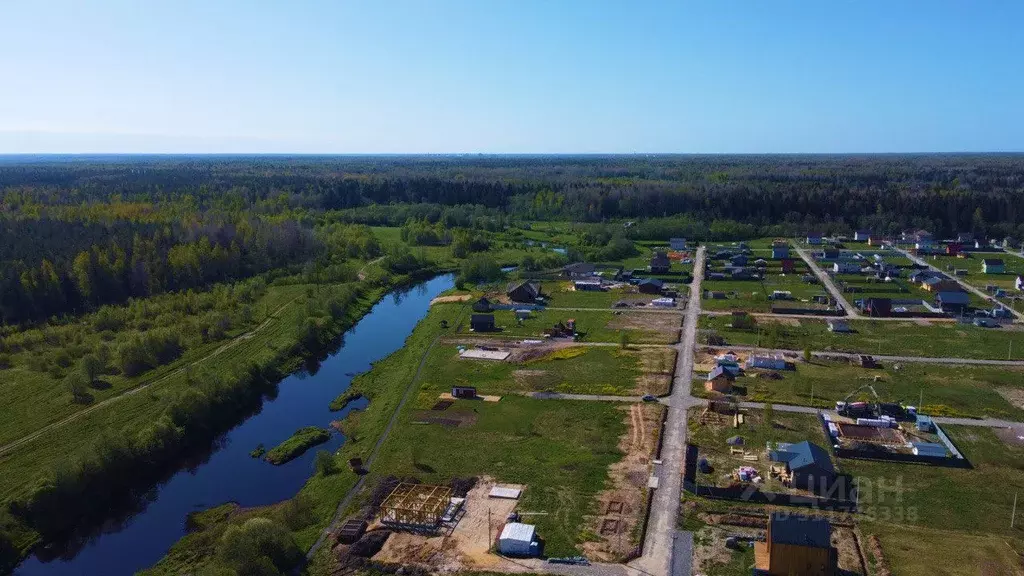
left=217, top=517, right=302, bottom=574
left=314, top=450, right=338, bottom=476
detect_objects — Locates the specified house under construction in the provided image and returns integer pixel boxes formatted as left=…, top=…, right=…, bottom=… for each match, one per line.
left=379, top=483, right=453, bottom=529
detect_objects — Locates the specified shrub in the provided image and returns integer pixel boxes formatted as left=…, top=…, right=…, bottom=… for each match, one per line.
left=314, top=450, right=338, bottom=476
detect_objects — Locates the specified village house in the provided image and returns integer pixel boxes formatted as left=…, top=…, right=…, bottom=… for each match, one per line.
left=826, top=319, right=852, bottom=333
left=470, top=314, right=496, bottom=332
left=853, top=229, right=871, bottom=241
left=730, top=254, right=748, bottom=267
left=669, top=237, right=687, bottom=250
left=562, top=262, right=596, bottom=279
left=982, top=258, right=1005, bottom=274
left=507, top=280, right=542, bottom=303
left=945, top=242, right=963, bottom=256
left=780, top=259, right=795, bottom=273
left=753, top=512, right=838, bottom=576
left=767, top=441, right=836, bottom=493
left=832, top=261, right=860, bottom=274
left=637, top=278, right=664, bottom=294
left=957, top=232, right=974, bottom=243
left=1016, top=276, right=1024, bottom=291
left=649, top=251, right=671, bottom=274
left=805, top=233, right=822, bottom=245
left=746, top=354, right=787, bottom=370
left=704, top=365, right=735, bottom=393
left=472, top=297, right=492, bottom=313
left=921, top=277, right=962, bottom=293
left=935, top=291, right=970, bottom=315
left=772, top=241, right=790, bottom=259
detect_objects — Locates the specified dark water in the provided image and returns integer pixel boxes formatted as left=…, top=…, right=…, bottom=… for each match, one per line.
left=15, top=274, right=455, bottom=576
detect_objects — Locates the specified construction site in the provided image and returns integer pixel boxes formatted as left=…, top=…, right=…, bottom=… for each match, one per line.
left=826, top=385, right=966, bottom=463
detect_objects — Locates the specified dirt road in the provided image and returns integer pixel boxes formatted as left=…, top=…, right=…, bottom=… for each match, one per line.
left=629, top=246, right=705, bottom=576
left=794, top=245, right=858, bottom=317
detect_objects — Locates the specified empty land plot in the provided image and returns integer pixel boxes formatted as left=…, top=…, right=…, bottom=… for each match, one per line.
left=864, top=522, right=1024, bottom=576
left=702, top=358, right=1024, bottom=420
left=698, top=315, right=1024, bottom=360
left=471, top=308, right=680, bottom=344
left=415, top=343, right=670, bottom=402
left=842, top=425, right=1024, bottom=543
left=583, top=403, right=664, bottom=562
left=365, top=395, right=629, bottom=558
left=701, top=277, right=828, bottom=312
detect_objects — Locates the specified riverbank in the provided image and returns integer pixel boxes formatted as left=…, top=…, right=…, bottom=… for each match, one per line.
left=143, top=289, right=470, bottom=575
left=3, top=267, right=447, bottom=574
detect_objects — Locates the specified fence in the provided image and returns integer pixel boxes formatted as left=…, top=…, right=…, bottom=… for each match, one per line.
left=818, top=413, right=972, bottom=469
left=682, top=444, right=857, bottom=512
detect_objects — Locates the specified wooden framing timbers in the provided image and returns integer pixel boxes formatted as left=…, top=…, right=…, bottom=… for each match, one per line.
left=379, top=483, right=453, bottom=528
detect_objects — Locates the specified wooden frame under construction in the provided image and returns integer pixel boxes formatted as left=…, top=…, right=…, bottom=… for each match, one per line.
left=379, top=483, right=452, bottom=528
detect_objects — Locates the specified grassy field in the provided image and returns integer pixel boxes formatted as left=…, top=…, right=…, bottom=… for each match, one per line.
left=694, top=357, right=1024, bottom=420
left=152, top=298, right=651, bottom=572
left=844, top=425, right=1024, bottom=545
left=701, top=276, right=829, bottom=312
left=468, top=308, right=682, bottom=344
left=863, top=521, right=1024, bottom=576
left=365, top=395, right=628, bottom=557
left=699, top=314, right=1024, bottom=360
left=414, top=343, right=674, bottom=401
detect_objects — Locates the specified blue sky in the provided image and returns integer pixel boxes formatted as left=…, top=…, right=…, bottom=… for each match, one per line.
left=2, top=1, right=1022, bottom=153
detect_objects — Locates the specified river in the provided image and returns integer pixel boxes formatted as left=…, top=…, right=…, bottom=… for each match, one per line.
left=15, top=274, right=455, bottom=576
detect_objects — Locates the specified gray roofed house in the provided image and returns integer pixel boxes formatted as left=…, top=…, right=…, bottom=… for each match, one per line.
left=768, top=513, right=832, bottom=549
left=769, top=440, right=835, bottom=492
left=563, top=262, right=596, bottom=278
left=935, top=290, right=970, bottom=314
left=649, top=251, right=671, bottom=274
left=507, top=280, right=542, bottom=303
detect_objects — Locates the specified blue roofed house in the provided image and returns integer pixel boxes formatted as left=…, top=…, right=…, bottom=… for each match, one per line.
left=806, top=233, right=823, bottom=245
left=982, top=258, right=1005, bottom=274
left=772, top=241, right=790, bottom=259
left=854, top=230, right=871, bottom=241
left=730, top=254, right=748, bottom=267
left=768, top=441, right=836, bottom=493
left=669, top=238, right=687, bottom=250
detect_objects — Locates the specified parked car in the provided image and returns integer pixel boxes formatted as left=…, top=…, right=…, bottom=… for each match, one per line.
left=641, top=394, right=658, bottom=402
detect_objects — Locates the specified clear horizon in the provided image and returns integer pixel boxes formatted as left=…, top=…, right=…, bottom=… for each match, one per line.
left=3, top=1, right=1023, bottom=154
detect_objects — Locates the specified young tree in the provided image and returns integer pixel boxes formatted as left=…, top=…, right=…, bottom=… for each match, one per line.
left=314, top=450, right=338, bottom=476
left=80, top=354, right=103, bottom=384
left=66, top=372, right=89, bottom=403
left=619, top=331, right=631, bottom=350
